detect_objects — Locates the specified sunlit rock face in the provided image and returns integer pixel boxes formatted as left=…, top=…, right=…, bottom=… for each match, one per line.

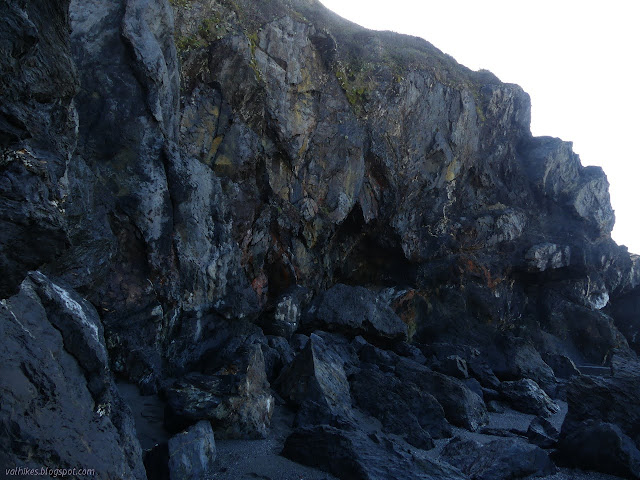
left=2, top=0, right=640, bottom=478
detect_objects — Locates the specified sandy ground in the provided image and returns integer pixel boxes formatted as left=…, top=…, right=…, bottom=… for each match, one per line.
left=117, top=381, right=169, bottom=450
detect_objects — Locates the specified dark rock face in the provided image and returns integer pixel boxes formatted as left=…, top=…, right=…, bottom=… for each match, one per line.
left=276, top=333, right=354, bottom=428
left=0, top=0, right=77, bottom=297
left=0, top=274, right=145, bottom=478
left=611, top=285, right=640, bottom=354
left=2, top=0, right=640, bottom=477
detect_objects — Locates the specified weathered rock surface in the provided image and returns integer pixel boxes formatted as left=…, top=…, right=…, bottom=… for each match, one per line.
left=441, top=436, right=556, bottom=480
left=557, top=360, right=640, bottom=476
left=302, top=284, right=408, bottom=344
left=168, top=421, right=217, bottom=480
left=276, top=333, right=354, bottom=428
left=260, top=286, right=312, bottom=338
left=2, top=0, right=640, bottom=477
left=165, top=344, right=274, bottom=438
left=500, top=379, right=560, bottom=417
left=282, top=425, right=465, bottom=480
left=0, top=274, right=145, bottom=479
left=0, top=0, right=77, bottom=298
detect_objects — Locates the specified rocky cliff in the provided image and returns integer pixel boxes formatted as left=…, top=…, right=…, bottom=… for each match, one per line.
left=2, top=0, right=639, bottom=479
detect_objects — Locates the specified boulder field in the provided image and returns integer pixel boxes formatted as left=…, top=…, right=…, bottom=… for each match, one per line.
left=1, top=0, right=639, bottom=479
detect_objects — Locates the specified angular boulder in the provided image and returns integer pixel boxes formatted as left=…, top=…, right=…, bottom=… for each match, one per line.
left=168, top=421, right=217, bottom=480
left=165, top=344, right=274, bottom=438
left=500, top=378, right=560, bottom=417
left=557, top=362, right=640, bottom=477
left=558, top=421, right=640, bottom=479
left=282, top=425, right=465, bottom=480
left=0, top=274, right=146, bottom=478
left=276, top=333, right=354, bottom=427
left=435, top=355, right=469, bottom=379
left=350, top=363, right=452, bottom=449
left=441, top=436, right=556, bottom=480
left=527, top=416, right=560, bottom=449
left=303, top=284, right=408, bottom=344
left=396, top=358, right=489, bottom=431
left=544, top=353, right=581, bottom=380
left=562, top=367, right=640, bottom=445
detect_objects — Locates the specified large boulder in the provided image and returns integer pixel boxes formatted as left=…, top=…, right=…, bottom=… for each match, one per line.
left=558, top=421, right=640, bottom=479
left=350, top=363, right=452, bottom=449
left=168, top=421, right=217, bottom=480
left=500, top=378, right=560, bottom=417
left=282, top=425, right=465, bottom=480
left=486, top=338, right=557, bottom=394
left=395, top=358, right=489, bottom=431
left=557, top=360, right=640, bottom=477
left=164, top=344, right=274, bottom=438
left=0, top=273, right=146, bottom=478
left=561, top=364, right=640, bottom=445
left=441, top=436, right=556, bottom=480
left=303, top=284, right=408, bottom=344
left=276, top=333, right=354, bottom=427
